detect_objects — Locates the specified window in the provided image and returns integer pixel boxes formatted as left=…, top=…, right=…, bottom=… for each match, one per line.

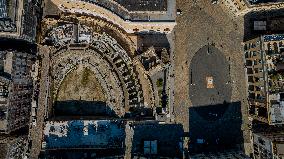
left=258, top=138, right=265, bottom=145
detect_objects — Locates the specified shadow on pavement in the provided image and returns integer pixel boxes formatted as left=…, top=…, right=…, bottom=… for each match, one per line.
left=131, top=122, right=184, bottom=158
left=188, top=101, right=244, bottom=154
left=243, top=8, right=284, bottom=42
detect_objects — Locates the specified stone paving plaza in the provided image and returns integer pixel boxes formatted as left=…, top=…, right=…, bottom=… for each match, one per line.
left=189, top=45, right=232, bottom=107
left=174, top=0, right=251, bottom=152
left=188, top=102, right=243, bottom=154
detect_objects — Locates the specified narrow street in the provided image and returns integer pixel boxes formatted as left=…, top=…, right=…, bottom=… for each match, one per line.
left=29, top=46, right=50, bottom=159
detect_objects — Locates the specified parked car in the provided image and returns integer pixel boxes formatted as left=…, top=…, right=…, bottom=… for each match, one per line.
left=211, top=0, right=219, bottom=4
left=42, top=141, right=46, bottom=149
left=177, top=9, right=182, bottom=15
left=32, top=100, right=37, bottom=108
left=32, top=118, right=37, bottom=126
left=31, top=107, right=37, bottom=117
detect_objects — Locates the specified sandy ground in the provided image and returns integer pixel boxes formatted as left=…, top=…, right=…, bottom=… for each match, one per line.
left=57, top=66, right=106, bottom=102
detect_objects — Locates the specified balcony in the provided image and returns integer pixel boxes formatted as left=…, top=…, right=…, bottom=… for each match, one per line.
left=0, top=90, right=8, bottom=104
left=247, top=68, right=253, bottom=74
left=0, top=97, right=7, bottom=104
left=246, top=60, right=253, bottom=66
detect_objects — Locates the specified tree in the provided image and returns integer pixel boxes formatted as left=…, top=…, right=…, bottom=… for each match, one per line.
left=156, top=78, right=163, bottom=87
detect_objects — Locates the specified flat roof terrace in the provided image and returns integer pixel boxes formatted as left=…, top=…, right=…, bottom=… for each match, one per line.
left=43, top=120, right=126, bottom=150
left=247, top=0, right=284, bottom=5
left=115, top=0, right=167, bottom=11
left=53, top=0, right=175, bottom=22
left=0, top=0, right=25, bottom=39
left=51, top=0, right=176, bottom=34
left=0, top=0, right=7, bottom=18
left=0, top=0, right=17, bottom=32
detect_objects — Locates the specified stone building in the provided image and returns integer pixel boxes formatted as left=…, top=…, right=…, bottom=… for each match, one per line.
left=0, top=135, right=28, bottom=159
left=220, top=0, right=284, bottom=17
left=0, top=50, right=34, bottom=134
left=244, top=34, right=284, bottom=125
left=189, top=150, right=250, bottom=159
left=0, top=0, right=41, bottom=42
left=252, top=132, right=284, bottom=159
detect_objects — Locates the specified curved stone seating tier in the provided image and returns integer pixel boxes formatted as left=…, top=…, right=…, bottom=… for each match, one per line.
left=55, top=47, right=143, bottom=108
left=51, top=49, right=125, bottom=115
left=93, top=33, right=132, bottom=63
left=86, top=54, right=125, bottom=110
left=105, top=57, right=142, bottom=108
left=46, top=25, right=133, bottom=62
left=47, top=23, right=154, bottom=109
left=43, top=19, right=136, bottom=54
left=90, top=33, right=144, bottom=107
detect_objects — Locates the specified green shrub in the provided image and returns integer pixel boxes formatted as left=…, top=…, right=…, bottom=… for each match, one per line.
left=156, top=78, right=163, bottom=87
left=81, top=68, right=91, bottom=86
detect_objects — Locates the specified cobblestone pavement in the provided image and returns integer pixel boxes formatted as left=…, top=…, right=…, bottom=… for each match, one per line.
left=29, top=46, right=51, bottom=159
left=174, top=0, right=251, bottom=149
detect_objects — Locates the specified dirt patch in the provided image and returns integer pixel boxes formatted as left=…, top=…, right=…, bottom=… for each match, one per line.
left=56, top=66, right=106, bottom=102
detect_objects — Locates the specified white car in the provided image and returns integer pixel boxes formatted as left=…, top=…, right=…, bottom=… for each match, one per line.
left=177, top=9, right=182, bottom=15
left=211, top=0, right=219, bottom=4
left=31, top=107, right=37, bottom=117
left=42, top=142, right=47, bottom=149
left=32, top=100, right=37, bottom=108
left=32, top=118, right=37, bottom=126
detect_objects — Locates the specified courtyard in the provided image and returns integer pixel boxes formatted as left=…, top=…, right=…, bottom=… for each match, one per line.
left=189, top=45, right=232, bottom=107
left=174, top=0, right=250, bottom=153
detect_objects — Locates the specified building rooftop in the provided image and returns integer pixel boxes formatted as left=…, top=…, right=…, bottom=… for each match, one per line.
left=0, top=143, right=8, bottom=158
left=0, top=0, right=7, bottom=18
left=189, top=150, right=250, bottom=159
left=43, top=120, right=126, bottom=149
left=0, top=76, right=10, bottom=84
left=247, top=0, right=284, bottom=5
left=263, top=34, right=284, bottom=42
left=0, top=135, right=28, bottom=159
left=0, top=0, right=17, bottom=32
left=48, top=0, right=175, bottom=23
left=115, top=0, right=167, bottom=11
left=131, top=122, right=184, bottom=158
left=276, top=143, right=284, bottom=156
left=255, top=132, right=284, bottom=142
left=270, top=96, right=284, bottom=124
left=0, top=75, right=10, bottom=132
left=254, top=132, right=284, bottom=156
left=259, top=34, right=284, bottom=124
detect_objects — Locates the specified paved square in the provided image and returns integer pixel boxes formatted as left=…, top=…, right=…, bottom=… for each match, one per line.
left=189, top=45, right=232, bottom=107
